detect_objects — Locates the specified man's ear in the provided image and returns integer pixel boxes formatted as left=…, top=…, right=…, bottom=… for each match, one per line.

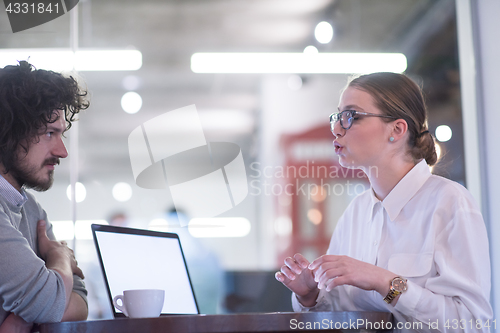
left=391, top=119, right=408, bottom=141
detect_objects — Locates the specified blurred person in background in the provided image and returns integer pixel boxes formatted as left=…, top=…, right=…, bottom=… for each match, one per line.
left=164, top=208, right=224, bottom=314
left=276, top=72, right=492, bottom=332
left=0, top=61, right=89, bottom=332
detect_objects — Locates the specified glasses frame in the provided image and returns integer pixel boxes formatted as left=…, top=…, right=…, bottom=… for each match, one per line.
left=330, top=110, right=397, bottom=131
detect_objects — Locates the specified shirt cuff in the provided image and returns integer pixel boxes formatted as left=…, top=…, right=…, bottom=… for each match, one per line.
left=393, top=280, right=421, bottom=315
left=292, top=289, right=330, bottom=312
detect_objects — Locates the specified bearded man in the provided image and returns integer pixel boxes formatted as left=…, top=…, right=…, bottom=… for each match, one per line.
left=0, top=61, right=89, bottom=332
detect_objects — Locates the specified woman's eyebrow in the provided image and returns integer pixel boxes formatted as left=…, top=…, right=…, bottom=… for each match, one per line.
left=338, top=104, right=365, bottom=111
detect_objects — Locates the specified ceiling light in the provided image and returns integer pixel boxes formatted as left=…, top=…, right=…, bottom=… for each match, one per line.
left=303, top=45, right=319, bottom=54
left=122, top=75, right=142, bottom=91
left=287, top=75, right=303, bottom=90
left=191, top=52, right=407, bottom=74
left=307, top=208, right=323, bottom=225
left=121, top=92, right=143, bottom=114
left=188, top=217, right=251, bottom=238
left=435, top=125, right=452, bottom=142
left=315, top=21, right=334, bottom=44
left=435, top=143, right=442, bottom=160
left=148, top=218, right=169, bottom=232
left=0, top=49, right=142, bottom=71
left=112, top=182, right=133, bottom=202
left=198, top=109, right=254, bottom=133
left=75, top=50, right=142, bottom=71
left=66, top=182, right=87, bottom=203
left=51, top=220, right=108, bottom=240
left=274, top=216, right=293, bottom=236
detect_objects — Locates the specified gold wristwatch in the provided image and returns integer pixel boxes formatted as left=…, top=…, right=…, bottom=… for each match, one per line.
left=383, top=277, right=407, bottom=304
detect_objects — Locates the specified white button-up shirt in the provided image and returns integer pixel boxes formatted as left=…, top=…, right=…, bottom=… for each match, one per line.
left=293, top=160, right=493, bottom=332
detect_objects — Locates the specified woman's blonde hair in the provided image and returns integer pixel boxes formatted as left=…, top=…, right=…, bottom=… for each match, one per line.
left=347, top=72, right=437, bottom=166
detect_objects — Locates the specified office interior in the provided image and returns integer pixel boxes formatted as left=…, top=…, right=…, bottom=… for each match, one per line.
left=1, top=0, right=499, bottom=326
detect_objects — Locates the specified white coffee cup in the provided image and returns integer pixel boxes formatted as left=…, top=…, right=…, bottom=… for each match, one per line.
left=113, top=289, right=165, bottom=318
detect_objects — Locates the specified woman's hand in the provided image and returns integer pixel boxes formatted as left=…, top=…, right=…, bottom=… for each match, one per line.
left=309, top=255, right=396, bottom=296
left=275, top=253, right=319, bottom=307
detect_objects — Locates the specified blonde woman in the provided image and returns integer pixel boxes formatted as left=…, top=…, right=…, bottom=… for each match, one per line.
left=276, top=72, right=492, bottom=332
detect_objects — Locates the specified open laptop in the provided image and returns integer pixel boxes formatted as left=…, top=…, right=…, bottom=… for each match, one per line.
left=91, top=224, right=199, bottom=317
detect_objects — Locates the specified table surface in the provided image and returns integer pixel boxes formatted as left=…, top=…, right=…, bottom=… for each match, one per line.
left=38, top=311, right=394, bottom=333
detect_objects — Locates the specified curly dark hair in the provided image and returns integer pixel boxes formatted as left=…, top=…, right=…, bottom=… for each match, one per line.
left=0, top=60, right=89, bottom=173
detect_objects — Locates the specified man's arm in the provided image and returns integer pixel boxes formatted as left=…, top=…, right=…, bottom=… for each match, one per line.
left=37, top=220, right=85, bottom=313
left=42, top=218, right=88, bottom=322
left=61, top=292, right=88, bottom=322
left=0, top=313, right=32, bottom=333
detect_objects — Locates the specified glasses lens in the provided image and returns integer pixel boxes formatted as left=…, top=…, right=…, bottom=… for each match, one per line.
left=330, top=113, right=339, bottom=131
left=341, top=110, right=354, bottom=129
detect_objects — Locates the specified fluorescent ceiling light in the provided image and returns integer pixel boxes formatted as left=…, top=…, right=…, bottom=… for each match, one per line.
left=198, top=109, right=254, bottom=133
left=191, top=52, right=407, bottom=74
left=75, top=50, right=142, bottom=71
left=0, top=49, right=142, bottom=71
left=188, top=217, right=251, bottom=238
left=51, top=220, right=108, bottom=240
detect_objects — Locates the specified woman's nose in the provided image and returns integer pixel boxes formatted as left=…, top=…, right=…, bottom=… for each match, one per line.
left=331, top=119, right=345, bottom=138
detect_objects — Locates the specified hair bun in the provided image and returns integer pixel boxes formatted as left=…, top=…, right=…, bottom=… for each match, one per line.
left=413, top=131, right=437, bottom=166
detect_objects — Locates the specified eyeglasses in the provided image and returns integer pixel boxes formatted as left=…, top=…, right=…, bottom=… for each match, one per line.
left=330, top=110, right=397, bottom=131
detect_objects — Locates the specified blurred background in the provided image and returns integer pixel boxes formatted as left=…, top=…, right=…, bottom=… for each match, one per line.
left=1, top=0, right=497, bottom=323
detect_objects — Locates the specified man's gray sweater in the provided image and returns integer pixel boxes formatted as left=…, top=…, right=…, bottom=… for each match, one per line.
left=0, top=190, right=87, bottom=325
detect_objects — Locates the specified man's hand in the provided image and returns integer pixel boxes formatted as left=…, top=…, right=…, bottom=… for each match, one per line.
left=37, top=220, right=84, bottom=310
left=37, top=220, right=84, bottom=279
left=0, top=313, right=33, bottom=333
left=275, top=253, right=319, bottom=307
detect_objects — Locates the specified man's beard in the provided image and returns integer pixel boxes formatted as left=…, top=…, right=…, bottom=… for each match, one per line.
left=10, top=157, right=59, bottom=192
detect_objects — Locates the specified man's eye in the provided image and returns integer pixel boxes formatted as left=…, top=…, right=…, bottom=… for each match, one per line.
left=46, top=132, right=53, bottom=137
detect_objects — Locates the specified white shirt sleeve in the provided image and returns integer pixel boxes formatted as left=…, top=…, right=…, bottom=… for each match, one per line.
left=291, top=289, right=334, bottom=312
left=394, top=204, right=492, bottom=332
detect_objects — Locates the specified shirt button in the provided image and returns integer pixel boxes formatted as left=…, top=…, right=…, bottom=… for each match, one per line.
left=373, top=241, right=378, bottom=245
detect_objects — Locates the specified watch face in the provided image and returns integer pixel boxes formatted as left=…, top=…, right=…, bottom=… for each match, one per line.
left=392, top=278, right=407, bottom=292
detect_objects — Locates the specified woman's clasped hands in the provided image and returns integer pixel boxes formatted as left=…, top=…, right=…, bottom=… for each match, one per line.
left=276, top=253, right=397, bottom=307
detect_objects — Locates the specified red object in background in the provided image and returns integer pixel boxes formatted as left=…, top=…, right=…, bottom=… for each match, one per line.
left=276, top=124, right=368, bottom=266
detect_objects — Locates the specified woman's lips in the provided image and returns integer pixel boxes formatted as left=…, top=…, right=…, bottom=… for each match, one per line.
left=334, top=141, right=343, bottom=155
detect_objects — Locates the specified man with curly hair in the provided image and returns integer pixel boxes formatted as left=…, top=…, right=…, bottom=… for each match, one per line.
left=0, top=61, right=90, bottom=332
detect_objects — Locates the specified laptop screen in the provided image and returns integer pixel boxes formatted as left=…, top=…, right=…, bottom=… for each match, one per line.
left=91, top=224, right=199, bottom=317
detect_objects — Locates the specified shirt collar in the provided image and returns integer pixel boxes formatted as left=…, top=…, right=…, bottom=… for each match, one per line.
left=367, top=185, right=382, bottom=222
left=381, top=159, right=431, bottom=221
left=0, top=174, right=28, bottom=208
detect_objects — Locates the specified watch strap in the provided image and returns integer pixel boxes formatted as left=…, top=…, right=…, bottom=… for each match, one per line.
left=383, top=288, right=401, bottom=304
